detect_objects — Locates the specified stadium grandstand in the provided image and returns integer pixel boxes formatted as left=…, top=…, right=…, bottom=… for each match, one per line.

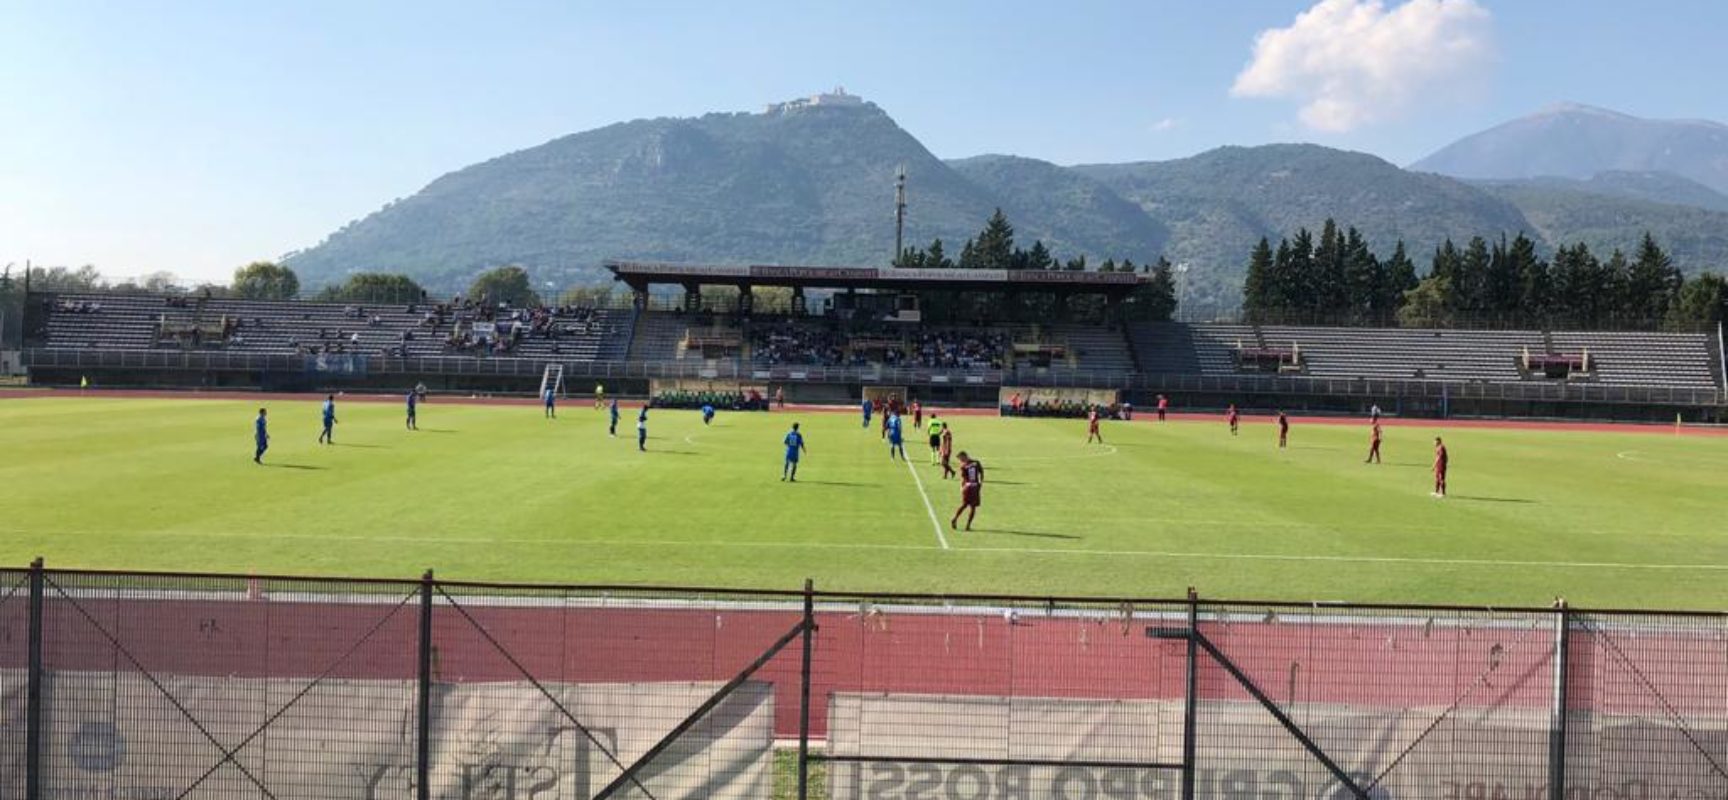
left=14, top=260, right=1726, bottom=421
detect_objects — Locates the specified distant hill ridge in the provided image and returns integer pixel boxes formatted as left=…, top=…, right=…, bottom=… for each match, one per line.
left=285, top=98, right=1728, bottom=312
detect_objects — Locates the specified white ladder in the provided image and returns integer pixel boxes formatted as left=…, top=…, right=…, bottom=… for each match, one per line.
left=539, top=363, right=565, bottom=397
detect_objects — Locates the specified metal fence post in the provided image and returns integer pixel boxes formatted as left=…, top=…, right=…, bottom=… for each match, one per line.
left=1181, top=587, right=1198, bottom=800
left=1549, top=599, right=1570, bottom=800
left=26, top=556, right=44, bottom=800
left=798, top=578, right=816, bottom=800
left=417, top=569, right=434, bottom=800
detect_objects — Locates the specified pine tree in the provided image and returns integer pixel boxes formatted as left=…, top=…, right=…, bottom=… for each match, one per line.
left=1549, top=243, right=1602, bottom=326
left=1026, top=240, right=1053, bottom=270
left=1242, top=237, right=1274, bottom=320
left=1626, top=232, right=1683, bottom=326
left=1380, top=241, right=1419, bottom=320
left=1271, top=238, right=1295, bottom=314
left=1135, top=260, right=1179, bottom=321
left=1509, top=233, right=1549, bottom=317
left=1064, top=255, right=1087, bottom=272
left=1287, top=229, right=1315, bottom=319
left=1602, top=248, right=1631, bottom=327
left=1312, top=220, right=1346, bottom=315
left=973, top=209, right=1016, bottom=269
left=958, top=239, right=980, bottom=270
left=1452, top=237, right=1491, bottom=317
left=925, top=238, right=951, bottom=269
left=1483, top=234, right=1522, bottom=314
left=1340, top=226, right=1379, bottom=321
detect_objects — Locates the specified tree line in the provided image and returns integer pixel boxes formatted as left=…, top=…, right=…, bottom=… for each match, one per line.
left=893, top=208, right=1178, bottom=322
left=13, top=261, right=551, bottom=308
left=1242, top=221, right=1728, bottom=330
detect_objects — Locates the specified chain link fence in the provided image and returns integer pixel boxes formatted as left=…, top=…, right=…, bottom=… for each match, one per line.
left=3, top=566, right=1726, bottom=800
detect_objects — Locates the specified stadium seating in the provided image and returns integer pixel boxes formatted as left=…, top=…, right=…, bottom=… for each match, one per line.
left=1258, top=325, right=1544, bottom=382
left=1128, top=320, right=1724, bottom=391
left=31, top=293, right=635, bottom=362
left=1043, top=324, right=1135, bottom=373
left=1549, top=331, right=1719, bottom=390
left=29, top=295, right=1725, bottom=394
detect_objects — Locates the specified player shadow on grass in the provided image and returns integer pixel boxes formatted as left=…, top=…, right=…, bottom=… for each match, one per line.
left=792, top=480, right=872, bottom=487
left=1450, top=495, right=1535, bottom=504
left=332, top=443, right=390, bottom=449
left=416, top=428, right=458, bottom=434
left=970, top=528, right=1083, bottom=541
left=267, top=463, right=324, bottom=470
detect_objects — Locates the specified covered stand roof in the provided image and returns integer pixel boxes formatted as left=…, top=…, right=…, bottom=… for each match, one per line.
left=604, top=260, right=1148, bottom=295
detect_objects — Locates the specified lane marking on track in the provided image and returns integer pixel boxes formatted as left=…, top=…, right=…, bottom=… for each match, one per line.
left=20, top=528, right=1728, bottom=571
left=900, top=458, right=950, bottom=550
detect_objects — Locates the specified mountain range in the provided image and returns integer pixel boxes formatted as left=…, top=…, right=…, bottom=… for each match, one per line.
left=284, top=99, right=1728, bottom=314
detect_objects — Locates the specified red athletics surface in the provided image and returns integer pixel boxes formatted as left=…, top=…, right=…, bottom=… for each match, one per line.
left=2, top=386, right=1723, bottom=435
left=1, top=595, right=1709, bottom=738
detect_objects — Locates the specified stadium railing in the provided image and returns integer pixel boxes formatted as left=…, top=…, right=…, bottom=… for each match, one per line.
left=4, top=560, right=1727, bottom=800
left=22, top=346, right=1727, bottom=407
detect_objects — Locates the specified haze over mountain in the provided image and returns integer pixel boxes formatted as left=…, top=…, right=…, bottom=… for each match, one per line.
left=1413, top=103, right=1728, bottom=195
left=286, top=97, right=1728, bottom=313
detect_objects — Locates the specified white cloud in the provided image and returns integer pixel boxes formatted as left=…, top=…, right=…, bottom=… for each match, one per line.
left=1231, top=0, right=1494, bottom=132
left=1150, top=117, right=1183, bottom=133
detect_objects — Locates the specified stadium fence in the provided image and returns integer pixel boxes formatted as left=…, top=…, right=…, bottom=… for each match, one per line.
left=2, top=561, right=1726, bottom=799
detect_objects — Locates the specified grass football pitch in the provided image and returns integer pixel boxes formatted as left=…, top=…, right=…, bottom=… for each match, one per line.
left=1, top=394, right=1724, bottom=608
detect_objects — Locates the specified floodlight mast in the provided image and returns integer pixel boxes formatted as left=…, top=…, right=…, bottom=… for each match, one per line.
left=893, top=165, right=907, bottom=265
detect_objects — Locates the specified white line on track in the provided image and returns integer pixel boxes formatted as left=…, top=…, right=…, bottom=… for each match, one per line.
left=900, top=458, right=950, bottom=550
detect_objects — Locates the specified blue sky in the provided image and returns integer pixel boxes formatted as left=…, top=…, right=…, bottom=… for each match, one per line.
left=5, top=0, right=1728, bottom=282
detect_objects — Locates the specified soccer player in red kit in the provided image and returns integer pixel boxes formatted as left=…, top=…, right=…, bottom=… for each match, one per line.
left=1276, top=411, right=1289, bottom=449
left=950, top=451, right=984, bottom=530
left=1365, top=422, right=1382, bottom=464
left=1432, top=437, right=1449, bottom=497
left=913, top=400, right=923, bottom=429
left=1227, top=404, right=1239, bottom=435
left=939, top=426, right=956, bottom=479
left=1156, top=394, right=1169, bottom=421
left=1086, top=406, right=1104, bottom=444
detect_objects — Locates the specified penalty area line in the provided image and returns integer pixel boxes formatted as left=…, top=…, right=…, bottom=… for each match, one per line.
left=901, top=458, right=950, bottom=550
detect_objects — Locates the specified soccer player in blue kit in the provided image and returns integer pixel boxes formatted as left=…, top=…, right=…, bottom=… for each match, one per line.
left=253, top=408, right=270, bottom=464
left=886, top=412, right=906, bottom=460
left=781, top=422, right=807, bottom=481
left=318, top=394, right=337, bottom=445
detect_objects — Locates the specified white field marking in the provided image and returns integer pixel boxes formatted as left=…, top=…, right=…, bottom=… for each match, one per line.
left=1615, top=449, right=1728, bottom=469
left=684, top=433, right=701, bottom=445
left=8, top=527, right=1727, bottom=571
left=991, top=444, right=1118, bottom=464
left=901, top=457, right=950, bottom=550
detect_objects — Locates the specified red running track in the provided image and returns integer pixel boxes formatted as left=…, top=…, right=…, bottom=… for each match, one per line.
left=4, top=387, right=1724, bottom=435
